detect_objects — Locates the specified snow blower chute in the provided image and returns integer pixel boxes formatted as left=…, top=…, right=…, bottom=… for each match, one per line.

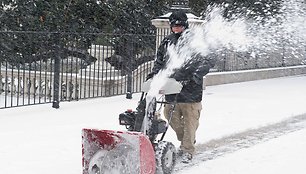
left=82, top=78, right=183, bottom=174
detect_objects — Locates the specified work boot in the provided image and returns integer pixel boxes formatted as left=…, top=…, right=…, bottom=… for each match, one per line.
left=181, top=152, right=193, bottom=163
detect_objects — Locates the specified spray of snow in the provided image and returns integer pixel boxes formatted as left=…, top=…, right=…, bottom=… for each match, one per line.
left=148, top=6, right=250, bottom=98
left=148, top=0, right=306, bottom=98
left=247, top=0, right=306, bottom=54
left=144, top=0, right=306, bottom=131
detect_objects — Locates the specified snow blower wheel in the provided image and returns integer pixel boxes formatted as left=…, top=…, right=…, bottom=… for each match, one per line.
left=155, top=141, right=177, bottom=174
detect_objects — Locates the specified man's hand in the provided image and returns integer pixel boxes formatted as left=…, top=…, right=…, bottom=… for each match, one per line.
left=179, top=80, right=189, bottom=86
left=192, top=73, right=202, bottom=85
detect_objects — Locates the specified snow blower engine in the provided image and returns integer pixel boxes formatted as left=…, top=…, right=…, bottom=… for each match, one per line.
left=119, top=94, right=168, bottom=143
left=82, top=78, right=183, bottom=174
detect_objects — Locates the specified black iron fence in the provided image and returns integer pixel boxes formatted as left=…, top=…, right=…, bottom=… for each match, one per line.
left=0, top=31, right=155, bottom=109
left=1, top=31, right=305, bottom=109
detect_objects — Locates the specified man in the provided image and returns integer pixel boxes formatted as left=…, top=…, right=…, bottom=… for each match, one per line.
left=147, top=10, right=216, bottom=163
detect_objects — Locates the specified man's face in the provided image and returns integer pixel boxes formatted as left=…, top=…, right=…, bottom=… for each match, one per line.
left=171, top=25, right=185, bottom=34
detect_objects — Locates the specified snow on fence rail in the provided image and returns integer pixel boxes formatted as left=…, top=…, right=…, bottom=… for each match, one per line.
left=0, top=61, right=153, bottom=109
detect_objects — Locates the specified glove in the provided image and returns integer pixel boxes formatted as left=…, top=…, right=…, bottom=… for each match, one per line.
left=179, top=80, right=189, bottom=86
left=192, top=73, right=202, bottom=85
left=170, top=72, right=190, bottom=86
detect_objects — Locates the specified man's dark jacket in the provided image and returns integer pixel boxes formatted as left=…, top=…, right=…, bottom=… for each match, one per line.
left=147, top=32, right=216, bottom=103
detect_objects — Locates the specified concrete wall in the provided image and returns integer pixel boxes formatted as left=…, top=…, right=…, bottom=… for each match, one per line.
left=205, top=65, right=306, bottom=86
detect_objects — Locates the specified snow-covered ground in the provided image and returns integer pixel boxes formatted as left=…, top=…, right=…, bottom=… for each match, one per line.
left=0, top=75, right=306, bottom=174
left=177, top=128, right=306, bottom=174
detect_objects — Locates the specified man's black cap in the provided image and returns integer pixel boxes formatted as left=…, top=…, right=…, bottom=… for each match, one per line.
left=169, top=11, right=188, bottom=28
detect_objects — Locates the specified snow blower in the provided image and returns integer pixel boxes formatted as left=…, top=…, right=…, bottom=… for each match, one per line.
left=82, top=78, right=183, bottom=174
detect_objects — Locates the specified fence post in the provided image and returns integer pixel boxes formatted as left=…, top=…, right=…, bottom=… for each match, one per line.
left=126, top=69, right=132, bottom=99
left=0, top=73, right=2, bottom=92
left=126, top=36, right=133, bottom=99
left=52, top=33, right=61, bottom=108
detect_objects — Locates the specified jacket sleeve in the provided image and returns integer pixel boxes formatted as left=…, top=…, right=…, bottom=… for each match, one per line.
left=171, top=53, right=217, bottom=84
left=191, top=53, right=217, bottom=84
left=146, top=39, right=168, bottom=80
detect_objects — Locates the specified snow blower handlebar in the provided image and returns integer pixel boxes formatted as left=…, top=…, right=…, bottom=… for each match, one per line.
left=141, top=78, right=183, bottom=95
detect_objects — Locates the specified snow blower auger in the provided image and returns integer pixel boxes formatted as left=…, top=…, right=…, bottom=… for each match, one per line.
left=82, top=78, right=183, bottom=174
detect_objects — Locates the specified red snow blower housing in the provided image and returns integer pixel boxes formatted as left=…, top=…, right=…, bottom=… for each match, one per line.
left=82, top=78, right=183, bottom=174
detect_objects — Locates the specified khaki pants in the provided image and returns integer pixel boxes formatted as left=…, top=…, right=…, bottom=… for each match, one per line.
left=164, top=102, right=202, bottom=155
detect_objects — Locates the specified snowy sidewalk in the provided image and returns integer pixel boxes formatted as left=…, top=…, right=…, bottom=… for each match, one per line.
left=0, top=74, right=306, bottom=174
left=177, top=126, right=306, bottom=174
